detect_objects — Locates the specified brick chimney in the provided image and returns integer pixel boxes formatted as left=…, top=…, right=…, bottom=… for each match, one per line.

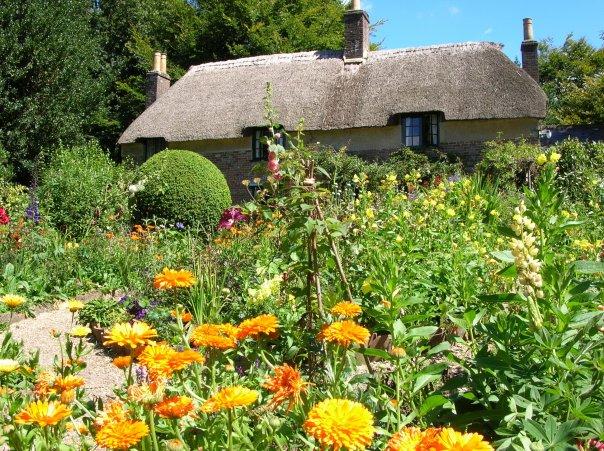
left=344, top=0, right=369, bottom=63
left=521, top=18, right=539, bottom=82
left=146, top=51, right=171, bottom=108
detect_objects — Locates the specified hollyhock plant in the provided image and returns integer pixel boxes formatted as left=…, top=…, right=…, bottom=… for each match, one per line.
left=218, top=207, right=249, bottom=230
left=0, top=208, right=9, bottom=225
left=267, top=159, right=280, bottom=174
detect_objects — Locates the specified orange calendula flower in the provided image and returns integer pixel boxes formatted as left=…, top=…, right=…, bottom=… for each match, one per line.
left=15, top=400, right=72, bottom=427
left=53, top=375, right=85, bottom=392
left=190, top=323, right=239, bottom=350
left=236, top=314, right=279, bottom=340
left=263, top=364, right=309, bottom=410
left=437, top=427, right=493, bottom=451
left=153, top=268, right=197, bottom=290
left=201, top=386, right=259, bottom=413
left=103, top=321, right=157, bottom=349
left=171, top=310, right=193, bottom=323
left=137, top=343, right=175, bottom=379
left=94, top=401, right=130, bottom=430
left=386, top=427, right=440, bottom=451
left=95, top=420, right=149, bottom=450
left=34, top=371, right=55, bottom=397
left=319, top=320, right=370, bottom=347
left=330, top=301, right=362, bottom=318
left=304, top=399, right=374, bottom=450
left=154, top=395, right=194, bottom=419
left=112, top=356, right=132, bottom=370
left=61, top=389, right=76, bottom=404
left=169, top=349, right=205, bottom=372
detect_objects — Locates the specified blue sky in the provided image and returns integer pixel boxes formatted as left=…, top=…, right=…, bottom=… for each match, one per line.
left=364, top=0, right=604, bottom=61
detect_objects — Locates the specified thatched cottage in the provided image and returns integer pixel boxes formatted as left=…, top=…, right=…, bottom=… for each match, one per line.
left=119, top=1, right=547, bottom=201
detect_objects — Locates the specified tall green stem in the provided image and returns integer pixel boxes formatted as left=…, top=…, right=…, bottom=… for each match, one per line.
left=147, top=409, right=160, bottom=451
left=227, top=409, right=234, bottom=451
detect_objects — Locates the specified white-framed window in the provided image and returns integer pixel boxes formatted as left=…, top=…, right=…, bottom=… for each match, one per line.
left=403, top=113, right=440, bottom=147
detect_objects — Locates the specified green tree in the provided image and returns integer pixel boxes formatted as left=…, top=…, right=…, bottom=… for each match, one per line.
left=195, top=0, right=346, bottom=62
left=539, top=35, right=604, bottom=124
left=0, top=0, right=105, bottom=179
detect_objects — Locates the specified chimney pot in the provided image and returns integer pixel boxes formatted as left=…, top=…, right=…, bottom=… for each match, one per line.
left=160, top=53, right=167, bottom=74
left=152, top=52, right=161, bottom=72
left=352, top=0, right=361, bottom=10
left=523, top=18, right=534, bottom=41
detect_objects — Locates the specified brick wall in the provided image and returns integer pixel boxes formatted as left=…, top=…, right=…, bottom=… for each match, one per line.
left=344, top=10, right=369, bottom=60
left=521, top=41, right=539, bottom=83
left=200, top=149, right=256, bottom=203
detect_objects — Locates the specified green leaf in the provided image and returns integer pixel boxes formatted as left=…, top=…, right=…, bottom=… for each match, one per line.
left=419, top=395, right=449, bottom=416
left=357, top=347, right=391, bottom=360
left=572, top=261, right=604, bottom=274
left=478, top=293, right=523, bottom=303
left=491, top=250, right=515, bottom=263
left=407, top=326, right=438, bottom=338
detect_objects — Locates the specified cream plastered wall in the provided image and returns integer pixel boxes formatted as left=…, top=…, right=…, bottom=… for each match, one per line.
left=121, top=117, right=540, bottom=160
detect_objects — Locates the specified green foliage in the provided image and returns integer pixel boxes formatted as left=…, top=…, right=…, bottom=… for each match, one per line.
left=540, top=35, right=604, bottom=124
left=476, top=139, right=542, bottom=187
left=38, top=143, right=133, bottom=237
left=553, top=139, right=604, bottom=205
left=77, top=298, right=129, bottom=328
left=135, top=150, right=232, bottom=231
left=0, top=0, right=105, bottom=178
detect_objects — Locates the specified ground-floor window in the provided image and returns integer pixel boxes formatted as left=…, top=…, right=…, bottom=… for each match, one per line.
left=402, top=113, right=440, bottom=147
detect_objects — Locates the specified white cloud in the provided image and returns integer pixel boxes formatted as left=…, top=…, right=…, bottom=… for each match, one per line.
left=448, top=6, right=460, bottom=15
left=484, top=27, right=493, bottom=35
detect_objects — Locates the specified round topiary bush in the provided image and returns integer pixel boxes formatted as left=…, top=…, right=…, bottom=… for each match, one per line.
left=135, top=150, right=232, bottom=230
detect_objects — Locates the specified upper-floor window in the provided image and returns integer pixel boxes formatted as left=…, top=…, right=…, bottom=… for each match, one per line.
left=403, top=113, right=440, bottom=147
left=252, top=127, right=286, bottom=161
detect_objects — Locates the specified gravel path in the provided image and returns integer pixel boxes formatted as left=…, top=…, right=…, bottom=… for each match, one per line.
left=6, top=302, right=124, bottom=401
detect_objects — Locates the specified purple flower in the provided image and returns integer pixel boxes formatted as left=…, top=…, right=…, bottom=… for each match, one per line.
left=218, top=207, right=249, bottom=230
left=447, top=173, right=462, bottom=183
left=175, top=222, right=185, bottom=230
left=407, top=192, right=418, bottom=201
left=24, top=179, right=40, bottom=224
left=135, top=365, right=148, bottom=384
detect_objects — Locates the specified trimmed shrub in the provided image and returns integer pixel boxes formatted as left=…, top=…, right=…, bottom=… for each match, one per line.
left=39, top=143, right=132, bottom=237
left=135, top=150, right=232, bottom=231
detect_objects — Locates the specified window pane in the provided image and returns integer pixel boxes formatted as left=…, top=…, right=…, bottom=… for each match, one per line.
left=405, top=117, right=412, bottom=127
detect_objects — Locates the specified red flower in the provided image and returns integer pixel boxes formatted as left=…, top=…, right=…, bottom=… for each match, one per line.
left=0, top=208, right=10, bottom=225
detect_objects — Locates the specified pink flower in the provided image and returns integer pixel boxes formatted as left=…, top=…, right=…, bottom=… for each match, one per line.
left=267, top=159, right=280, bottom=173
left=218, top=207, right=249, bottom=230
left=268, top=151, right=277, bottom=161
left=0, top=208, right=10, bottom=225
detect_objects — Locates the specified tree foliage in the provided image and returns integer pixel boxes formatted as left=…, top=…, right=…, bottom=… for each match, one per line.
left=0, top=0, right=105, bottom=179
left=539, top=35, right=604, bottom=125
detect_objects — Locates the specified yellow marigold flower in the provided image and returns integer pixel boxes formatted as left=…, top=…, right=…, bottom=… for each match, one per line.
left=53, top=375, right=85, bottom=392
left=154, top=395, right=194, bottom=419
left=201, top=386, right=259, bottom=413
left=15, top=400, right=71, bottom=427
left=304, top=399, right=374, bottom=450
left=437, top=427, right=493, bottom=450
left=0, top=359, right=20, bottom=373
left=95, top=420, right=149, bottom=450
left=236, top=314, right=279, bottom=340
left=263, top=364, right=310, bottom=410
left=112, top=356, right=132, bottom=370
left=153, top=268, right=197, bottom=290
left=330, top=301, right=362, bottom=318
left=536, top=153, right=548, bottom=165
left=389, top=347, right=406, bottom=358
left=319, top=320, right=370, bottom=347
left=60, top=389, right=76, bottom=404
left=190, top=323, right=239, bottom=350
left=103, top=321, right=157, bottom=349
left=1, top=294, right=26, bottom=309
left=549, top=152, right=561, bottom=163
left=66, top=300, right=84, bottom=312
left=386, top=427, right=440, bottom=451
left=69, top=325, right=91, bottom=338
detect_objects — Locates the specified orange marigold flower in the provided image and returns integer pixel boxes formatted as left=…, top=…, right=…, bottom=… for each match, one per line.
left=94, top=401, right=130, bottom=430
left=137, top=343, right=176, bottom=380
left=53, top=375, right=85, bottom=392
left=103, top=321, right=157, bottom=349
left=318, top=320, right=370, bottom=347
left=95, top=420, right=149, bottom=450
left=236, top=314, right=279, bottom=340
left=34, top=371, right=55, bottom=398
left=437, top=427, right=493, bottom=451
left=190, top=323, right=238, bottom=350
left=263, top=364, right=309, bottom=410
left=61, top=389, right=76, bottom=404
left=386, top=427, right=441, bottom=451
left=171, top=310, right=193, bottom=323
left=201, top=386, right=259, bottom=413
left=303, top=399, right=374, bottom=450
left=154, top=395, right=194, bottom=419
left=169, top=349, right=205, bottom=372
left=153, top=268, right=197, bottom=290
left=15, top=400, right=71, bottom=427
left=112, top=356, right=132, bottom=370
left=330, top=301, right=362, bottom=318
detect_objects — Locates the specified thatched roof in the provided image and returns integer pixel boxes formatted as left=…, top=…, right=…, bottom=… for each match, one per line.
left=119, top=42, right=547, bottom=144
